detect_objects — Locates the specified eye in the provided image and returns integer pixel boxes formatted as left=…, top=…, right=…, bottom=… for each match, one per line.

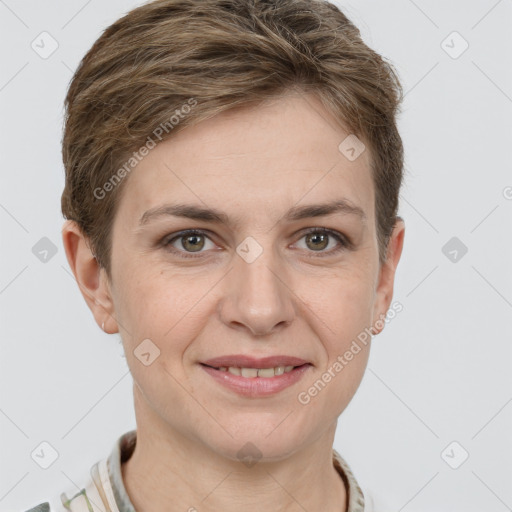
left=163, top=229, right=216, bottom=258
left=293, top=227, right=350, bottom=256
left=162, top=227, right=350, bottom=259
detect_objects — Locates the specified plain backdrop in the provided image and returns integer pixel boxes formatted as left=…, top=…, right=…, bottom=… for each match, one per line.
left=1, top=1, right=511, bottom=511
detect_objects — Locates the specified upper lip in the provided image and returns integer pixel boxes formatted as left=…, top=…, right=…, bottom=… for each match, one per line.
left=201, top=355, right=310, bottom=369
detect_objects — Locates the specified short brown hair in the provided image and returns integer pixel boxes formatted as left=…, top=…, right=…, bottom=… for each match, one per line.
left=61, top=0, right=404, bottom=279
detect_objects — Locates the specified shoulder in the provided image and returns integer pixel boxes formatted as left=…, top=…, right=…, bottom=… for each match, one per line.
left=24, top=504, right=52, bottom=512
left=360, top=486, right=392, bottom=512
left=332, top=448, right=391, bottom=512
left=23, top=491, right=71, bottom=512
left=22, top=459, right=112, bottom=512
left=23, top=497, right=65, bottom=512
left=22, top=429, right=137, bottom=512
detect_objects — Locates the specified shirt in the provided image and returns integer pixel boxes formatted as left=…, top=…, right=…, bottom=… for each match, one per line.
left=24, top=429, right=378, bottom=512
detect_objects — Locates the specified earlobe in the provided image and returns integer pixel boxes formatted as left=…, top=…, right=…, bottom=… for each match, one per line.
left=61, top=220, right=118, bottom=334
left=371, top=218, right=405, bottom=336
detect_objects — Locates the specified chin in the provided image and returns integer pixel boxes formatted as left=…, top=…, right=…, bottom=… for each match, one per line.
left=202, top=418, right=311, bottom=463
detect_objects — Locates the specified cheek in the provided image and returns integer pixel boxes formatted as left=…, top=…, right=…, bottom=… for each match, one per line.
left=298, top=277, right=373, bottom=418
left=113, top=268, right=215, bottom=351
left=295, top=267, right=374, bottom=403
left=301, top=266, right=375, bottom=340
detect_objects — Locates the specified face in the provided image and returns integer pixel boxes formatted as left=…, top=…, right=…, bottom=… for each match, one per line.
left=71, top=90, right=404, bottom=462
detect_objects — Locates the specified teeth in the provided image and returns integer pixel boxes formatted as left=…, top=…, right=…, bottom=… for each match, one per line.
left=218, top=365, right=298, bottom=378
left=241, top=368, right=259, bottom=378
left=256, top=368, right=275, bottom=378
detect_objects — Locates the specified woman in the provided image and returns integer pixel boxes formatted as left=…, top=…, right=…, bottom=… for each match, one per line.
left=26, top=0, right=405, bottom=510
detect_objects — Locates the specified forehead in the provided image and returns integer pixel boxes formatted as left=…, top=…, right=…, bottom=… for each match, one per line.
left=116, top=91, right=374, bottom=227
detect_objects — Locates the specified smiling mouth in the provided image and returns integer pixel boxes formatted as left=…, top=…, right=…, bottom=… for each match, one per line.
left=200, top=363, right=311, bottom=378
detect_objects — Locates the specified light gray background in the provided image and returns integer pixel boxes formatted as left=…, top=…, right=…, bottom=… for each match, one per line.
left=1, top=1, right=511, bottom=511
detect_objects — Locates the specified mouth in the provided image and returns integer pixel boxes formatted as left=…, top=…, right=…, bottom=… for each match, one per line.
left=199, top=358, right=313, bottom=397
left=200, top=362, right=311, bottom=378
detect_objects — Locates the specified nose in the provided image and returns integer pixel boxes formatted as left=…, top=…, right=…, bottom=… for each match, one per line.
left=218, top=242, right=296, bottom=337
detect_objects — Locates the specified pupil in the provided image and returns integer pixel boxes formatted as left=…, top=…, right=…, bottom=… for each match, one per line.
left=184, top=235, right=204, bottom=252
left=308, top=233, right=327, bottom=251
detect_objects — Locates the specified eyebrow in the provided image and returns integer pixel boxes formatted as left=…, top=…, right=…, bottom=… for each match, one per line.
left=138, top=199, right=366, bottom=227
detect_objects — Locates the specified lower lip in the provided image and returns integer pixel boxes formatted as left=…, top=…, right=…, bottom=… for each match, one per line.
left=200, top=363, right=312, bottom=397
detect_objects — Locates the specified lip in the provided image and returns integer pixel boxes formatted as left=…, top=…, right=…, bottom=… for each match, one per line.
left=201, top=354, right=310, bottom=369
left=200, top=362, right=312, bottom=397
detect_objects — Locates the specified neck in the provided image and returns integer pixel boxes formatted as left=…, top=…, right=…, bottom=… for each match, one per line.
left=122, top=385, right=347, bottom=512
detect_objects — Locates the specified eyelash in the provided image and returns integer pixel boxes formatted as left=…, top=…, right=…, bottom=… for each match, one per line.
left=161, top=228, right=351, bottom=259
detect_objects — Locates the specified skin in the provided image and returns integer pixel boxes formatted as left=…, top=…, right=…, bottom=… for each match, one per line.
left=62, top=89, right=405, bottom=512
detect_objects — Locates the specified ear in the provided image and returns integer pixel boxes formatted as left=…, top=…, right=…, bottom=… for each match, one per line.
left=61, top=220, right=119, bottom=334
left=371, top=217, right=405, bottom=335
